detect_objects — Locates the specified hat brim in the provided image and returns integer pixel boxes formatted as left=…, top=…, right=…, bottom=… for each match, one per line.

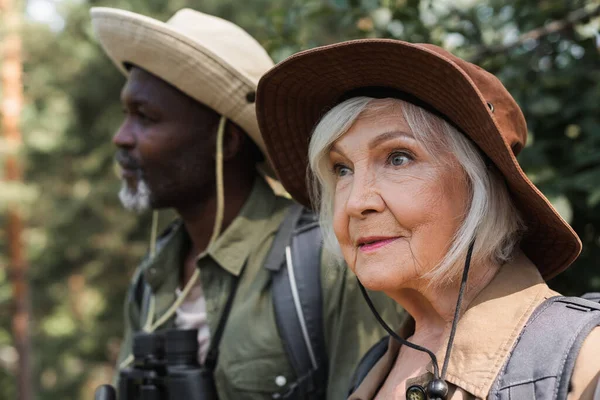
left=256, top=39, right=581, bottom=279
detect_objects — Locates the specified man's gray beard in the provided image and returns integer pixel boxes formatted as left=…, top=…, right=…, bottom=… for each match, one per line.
left=119, top=179, right=152, bottom=213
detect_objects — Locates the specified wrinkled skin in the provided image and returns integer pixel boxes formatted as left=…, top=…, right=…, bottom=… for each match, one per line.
left=328, top=99, right=469, bottom=298
left=328, top=98, right=473, bottom=399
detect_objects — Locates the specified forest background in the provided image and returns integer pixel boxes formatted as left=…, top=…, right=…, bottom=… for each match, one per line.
left=0, top=0, right=599, bottom=398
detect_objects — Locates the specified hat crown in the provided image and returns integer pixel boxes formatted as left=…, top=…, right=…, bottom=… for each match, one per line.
left=90, top=6, right=276, bottom=171
left=420, top=44, right=528, bottom=156
left=166, top=9, right=273, bottom=84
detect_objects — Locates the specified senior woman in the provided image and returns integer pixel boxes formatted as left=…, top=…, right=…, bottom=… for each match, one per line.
left=255, top=40, right=600, bottom=400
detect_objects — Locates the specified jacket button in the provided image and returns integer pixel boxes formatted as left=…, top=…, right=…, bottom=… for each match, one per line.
left=275, top=375, right=287, bottom=387
left=406, top=385, right=427, bottom=400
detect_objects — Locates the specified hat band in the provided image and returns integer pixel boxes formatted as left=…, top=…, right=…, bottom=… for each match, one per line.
left=339, top=86, right=491, bottom=165
left=339, top=86, right=446, bottom=121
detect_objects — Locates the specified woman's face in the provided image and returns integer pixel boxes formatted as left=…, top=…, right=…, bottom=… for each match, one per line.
left=329, top=100, right=469, bottom=293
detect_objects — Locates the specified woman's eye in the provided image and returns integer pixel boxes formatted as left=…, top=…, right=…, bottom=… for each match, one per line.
left=388, top=152, right=411, bottom=167
left=334, top=164, right=351, bottom=177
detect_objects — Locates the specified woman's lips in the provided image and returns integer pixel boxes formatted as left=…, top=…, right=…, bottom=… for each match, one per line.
left=358, top=237, right=400, bottom=253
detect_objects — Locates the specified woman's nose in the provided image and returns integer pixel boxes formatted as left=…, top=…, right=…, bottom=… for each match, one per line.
left=345, top=171, right=385, bottom=218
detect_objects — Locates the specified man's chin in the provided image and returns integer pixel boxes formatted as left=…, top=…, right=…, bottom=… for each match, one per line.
left=118, top=180, right=152, bottom=213
left=123, top=177, right=139, bottom=191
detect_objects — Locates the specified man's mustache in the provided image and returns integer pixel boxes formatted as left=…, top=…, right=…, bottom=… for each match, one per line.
left=115, top=150, right=141, bottom=170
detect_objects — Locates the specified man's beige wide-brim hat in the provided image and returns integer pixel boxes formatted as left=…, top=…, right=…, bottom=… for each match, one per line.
left=256, top=39, right=582, bottom=279
left=90, top=7, right=274, bottom=158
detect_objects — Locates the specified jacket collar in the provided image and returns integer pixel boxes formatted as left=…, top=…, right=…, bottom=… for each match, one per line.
left=428, top=252, right=553, bottom=397
left=352, top=252, right=556, bottom=399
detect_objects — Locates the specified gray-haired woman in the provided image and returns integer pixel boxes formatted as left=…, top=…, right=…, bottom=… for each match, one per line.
left=255, top=40, right=600, bottom=399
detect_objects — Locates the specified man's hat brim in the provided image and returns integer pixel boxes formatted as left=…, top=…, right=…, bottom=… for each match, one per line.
left=91, top=7, right=270, bottom=163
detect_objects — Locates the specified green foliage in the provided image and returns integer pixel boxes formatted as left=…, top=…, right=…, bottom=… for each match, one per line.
left=0, top=0, right=598, bottom=398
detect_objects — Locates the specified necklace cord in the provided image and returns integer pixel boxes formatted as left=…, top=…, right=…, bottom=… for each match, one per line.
left=357, top=281, right=440, bottom=379
left=441, top=238, right=475, bottom=379
left=356, top=237, right=477, bottom=383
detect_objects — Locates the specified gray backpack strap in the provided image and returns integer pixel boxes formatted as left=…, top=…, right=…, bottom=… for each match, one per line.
left=582, top=293, right=600, bottom=302
left=265, top=204, right=327, bottom=400
left=489, top=296, right=600, bottom=400
left=585, top=293, right=600, bottom=400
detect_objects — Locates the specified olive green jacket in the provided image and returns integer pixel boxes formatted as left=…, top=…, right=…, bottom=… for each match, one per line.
left=117, top=177, right=403, bottom=399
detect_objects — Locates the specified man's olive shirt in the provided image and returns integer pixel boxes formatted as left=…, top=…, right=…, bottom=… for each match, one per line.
left=117, top=177, right=403, bottom=399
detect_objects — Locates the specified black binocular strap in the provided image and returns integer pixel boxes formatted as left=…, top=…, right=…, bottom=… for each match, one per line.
left=203, top=264, right=246, bottom=372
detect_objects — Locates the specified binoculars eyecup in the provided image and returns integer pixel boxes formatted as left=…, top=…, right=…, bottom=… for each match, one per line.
left=97, top=328, right=217, bottom=400
left=94, top=385, right=117, bottom=400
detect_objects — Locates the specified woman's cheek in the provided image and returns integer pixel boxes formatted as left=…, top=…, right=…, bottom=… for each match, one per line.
left=332, top=193, right=348, bottom=246
left=332, top=188, right=355, bottom=269
left=379, top=172, right=439, bottom=224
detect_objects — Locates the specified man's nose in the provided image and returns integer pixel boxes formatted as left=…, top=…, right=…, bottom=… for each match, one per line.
left=112, top=121, right=135, bottom=148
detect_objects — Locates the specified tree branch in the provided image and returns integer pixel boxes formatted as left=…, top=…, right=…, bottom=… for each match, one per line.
left=471, top=4, right=600, bottom=63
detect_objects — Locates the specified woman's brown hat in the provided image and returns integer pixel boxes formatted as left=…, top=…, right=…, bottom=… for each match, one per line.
left=256, top=39, right=581, bottom=279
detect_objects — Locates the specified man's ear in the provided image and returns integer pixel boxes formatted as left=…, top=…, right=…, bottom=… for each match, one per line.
left=221, top=120, right=244, bottom=161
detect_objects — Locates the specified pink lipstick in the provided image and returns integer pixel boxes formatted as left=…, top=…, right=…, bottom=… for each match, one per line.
left=357, top=237, right=400, bottom=252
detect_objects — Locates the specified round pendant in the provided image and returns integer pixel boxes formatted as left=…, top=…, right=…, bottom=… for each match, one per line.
left=406, top=384, right=427, bottom=400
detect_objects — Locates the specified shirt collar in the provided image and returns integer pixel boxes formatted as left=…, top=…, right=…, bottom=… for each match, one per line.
left=143, top=219, right=187, bottom=290
left=143, top=176, right=283, bottom=288
left=200, top=175, right=282, bottom=277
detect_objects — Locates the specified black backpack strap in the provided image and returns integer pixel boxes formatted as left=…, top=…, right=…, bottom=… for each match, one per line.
left=265, top=204, right=327, bottom=399
left=132, top=267, right=148, bottom=314
left=204, top=264, right=246, bottom=371
left=489, top=296, right=600, bottom=400
left=135, top=275, right=153, bottom=328
left=264, top=204, right=304, bottom=273
left=348, top=336, right=389, bottom=396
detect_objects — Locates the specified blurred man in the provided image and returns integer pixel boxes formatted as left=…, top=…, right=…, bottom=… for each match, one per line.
left=91, top=7, right=402, bottom=399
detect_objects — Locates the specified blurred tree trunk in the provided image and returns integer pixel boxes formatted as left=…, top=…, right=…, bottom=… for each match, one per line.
left=0, top=0, right=30, bottom=399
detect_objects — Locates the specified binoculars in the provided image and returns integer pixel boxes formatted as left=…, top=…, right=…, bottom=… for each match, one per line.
left=95, top=328, right=217, bottom=400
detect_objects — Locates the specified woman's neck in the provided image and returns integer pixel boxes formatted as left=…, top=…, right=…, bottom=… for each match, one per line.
left=389, top=260, right=501, bottom=345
